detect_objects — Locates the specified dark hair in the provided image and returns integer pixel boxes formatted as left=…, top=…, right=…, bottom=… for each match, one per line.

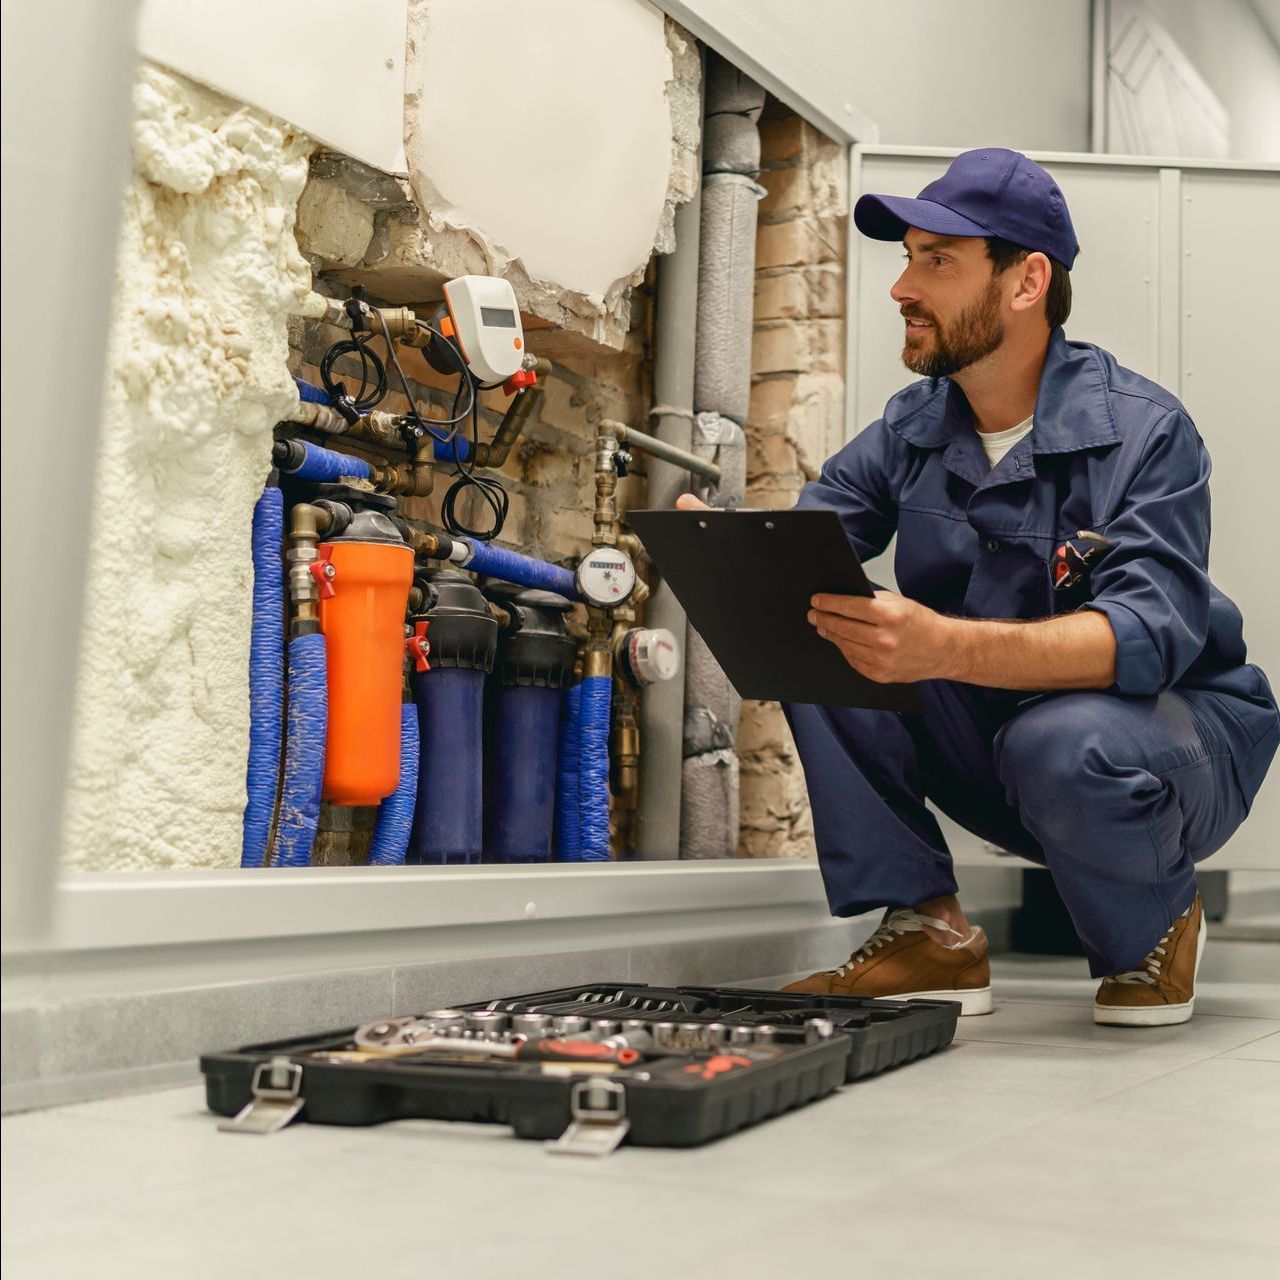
left=985, top=236, right=1072, bottom=329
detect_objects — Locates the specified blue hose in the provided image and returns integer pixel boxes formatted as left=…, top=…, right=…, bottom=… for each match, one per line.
left=294, top=376, right=332, bottom=404
left=553, top=683, right=583, bottom=858
left=242, top=486, right=285, bottom=868
left=369, top=703, right=419, bottom=866
left=460, top=540, right=578, bottom=598
left=281, top=440, right=372, bottom=483
left=574, top=675, right=613, bottom=861
left=409, top=667, right=486, bottom=864
left=271, top=633, right=327, bottom=868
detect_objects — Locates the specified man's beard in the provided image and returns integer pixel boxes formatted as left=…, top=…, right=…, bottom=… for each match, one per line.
left=901, top=279, right=1004, bottom=378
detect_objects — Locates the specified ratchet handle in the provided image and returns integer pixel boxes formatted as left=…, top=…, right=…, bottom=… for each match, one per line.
left=515, top=1039, right=641, bottom=1066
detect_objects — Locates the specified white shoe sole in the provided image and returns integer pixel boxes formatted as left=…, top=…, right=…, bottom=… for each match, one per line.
left=887, top=986, right=993, bottom=1016
left=1093, top=914, right=1206, bottom=1027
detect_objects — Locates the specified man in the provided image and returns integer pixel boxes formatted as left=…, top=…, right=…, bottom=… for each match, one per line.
left=679, top=148, right=1278, bottom=1026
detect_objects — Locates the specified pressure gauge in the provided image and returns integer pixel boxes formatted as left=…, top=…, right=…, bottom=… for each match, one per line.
left=441, top=275, right=525, bottom=384
left=575, top=546, right=637, bottom=607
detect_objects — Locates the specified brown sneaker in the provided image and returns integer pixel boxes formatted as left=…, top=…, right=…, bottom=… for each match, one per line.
left=781, top=907, right=993, bottom=1015
left=1094, top=895, right=1205, bottom=1027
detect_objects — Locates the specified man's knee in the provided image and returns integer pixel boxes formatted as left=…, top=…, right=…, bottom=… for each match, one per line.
left=994, top=692, right=1150, bottom=846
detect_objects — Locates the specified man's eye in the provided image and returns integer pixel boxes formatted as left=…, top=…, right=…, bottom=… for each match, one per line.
left=932, top=256, right=946, bottom=267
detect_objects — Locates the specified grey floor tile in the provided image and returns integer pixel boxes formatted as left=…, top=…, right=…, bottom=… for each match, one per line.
left=954, top=998, right=1280, bottom=1062
left=855, top=1056, right=1280, bottom=1256
left=1217, top=1029, right=1280, bottom=1062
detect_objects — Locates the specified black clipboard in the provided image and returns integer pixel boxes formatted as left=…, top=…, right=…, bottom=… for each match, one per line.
left=627, top=508, right=923, bottom=712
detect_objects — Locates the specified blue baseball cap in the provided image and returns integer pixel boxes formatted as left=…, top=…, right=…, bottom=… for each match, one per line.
left=855, top=148, right=1080, bottom=268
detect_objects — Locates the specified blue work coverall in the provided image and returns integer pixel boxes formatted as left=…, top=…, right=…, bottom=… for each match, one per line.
left=785, top=329, right=1279, bottom=975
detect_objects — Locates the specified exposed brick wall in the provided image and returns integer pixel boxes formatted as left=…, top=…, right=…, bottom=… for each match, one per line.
left=285, top=97, right=846, bottom=866
left=737, top=103, right=849, bottom=859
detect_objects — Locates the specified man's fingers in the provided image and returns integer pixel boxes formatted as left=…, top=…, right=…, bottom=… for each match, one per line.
left=809, top=609, right=875, bottom=639
left=811, top=593, right=879, bottom=620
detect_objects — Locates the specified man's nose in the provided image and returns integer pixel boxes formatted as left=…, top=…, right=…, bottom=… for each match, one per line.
left=889, top=269, right=916, bottom=305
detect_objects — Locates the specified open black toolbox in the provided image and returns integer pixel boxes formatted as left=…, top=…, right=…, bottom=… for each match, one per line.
left=202, top=983, right=958, bottom=1151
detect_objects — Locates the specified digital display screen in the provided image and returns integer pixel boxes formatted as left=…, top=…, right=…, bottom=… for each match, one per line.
left=480, top=306, right=518, bottom=328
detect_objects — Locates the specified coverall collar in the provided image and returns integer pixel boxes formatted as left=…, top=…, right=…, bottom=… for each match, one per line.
left=884, top=327, right=1122, bottom=457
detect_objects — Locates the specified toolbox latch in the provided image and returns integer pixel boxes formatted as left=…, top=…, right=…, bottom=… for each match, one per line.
left=218, top=1056, right=305, bottom=1136
left=545, top=1077, right=630, bottom=1157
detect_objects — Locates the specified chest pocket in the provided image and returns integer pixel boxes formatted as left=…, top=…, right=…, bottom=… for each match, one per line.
left=1049, top=528, right=1114, bottom=615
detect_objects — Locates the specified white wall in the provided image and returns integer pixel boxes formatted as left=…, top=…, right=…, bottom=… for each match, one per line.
left=1135, top=0, right=1280, bottom=161
left=702, top=0, right=1093, bottom=149
left=137, top=0, right=409, bottom=172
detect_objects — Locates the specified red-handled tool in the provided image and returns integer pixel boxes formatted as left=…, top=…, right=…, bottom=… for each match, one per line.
left=515, top=1039, right=640, bottom=1067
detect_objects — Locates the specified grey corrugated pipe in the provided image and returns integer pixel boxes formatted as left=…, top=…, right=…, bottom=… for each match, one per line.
left=681, top=51, right=764, bottom=860
left=634, top=51, right=706, bottom=861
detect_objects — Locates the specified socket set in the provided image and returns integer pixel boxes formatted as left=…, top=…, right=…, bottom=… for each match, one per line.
left=201, top=983, right=958, bottom=1153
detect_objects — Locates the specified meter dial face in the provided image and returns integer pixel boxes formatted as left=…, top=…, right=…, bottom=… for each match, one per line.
left=575, top=547, right=637, bottom=607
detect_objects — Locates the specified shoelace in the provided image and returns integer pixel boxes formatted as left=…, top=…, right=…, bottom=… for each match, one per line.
left=1107, top=906, right=1192, bottom=986
left=830, top=907, right=970, bottom=977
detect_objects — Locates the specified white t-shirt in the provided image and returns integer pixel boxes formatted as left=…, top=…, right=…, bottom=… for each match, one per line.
left=978, top=415, right=1034, bottom=468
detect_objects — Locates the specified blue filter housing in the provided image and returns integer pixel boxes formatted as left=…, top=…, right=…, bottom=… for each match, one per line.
left=482, top=587, right=577, bottom=863
left=408, top=571, right=497, bottom=865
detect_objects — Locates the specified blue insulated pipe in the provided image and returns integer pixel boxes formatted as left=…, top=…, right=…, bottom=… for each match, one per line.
left=409, top=667, right=486, bottom=864
left=241, top=485, right=285, bottom=868
left=457, top=540, right=578, bottom=599
left=368, top=702, right=419, bottom=866
left=293, top=374, right=472, bottom=461
left=574, top=675, right=613, bottom=861
left=279, top=440, right=372, bottom=483
left=486, top=685, right=562, bottom=863
left=271, top=633, right=328, bottom=868
left=553, top=682, right=583, bottom=858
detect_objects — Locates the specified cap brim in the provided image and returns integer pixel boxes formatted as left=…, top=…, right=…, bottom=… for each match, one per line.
left=854, top=193, right=992, bottom=243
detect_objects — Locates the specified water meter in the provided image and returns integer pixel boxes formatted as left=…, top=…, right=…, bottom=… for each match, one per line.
left=575, top=546, right=637, bottom=607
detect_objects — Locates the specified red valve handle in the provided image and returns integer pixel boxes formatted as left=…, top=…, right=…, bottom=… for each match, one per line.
left=309, top=548, right=337, bottom=600
left=407, top=619, right=431, bottom=672
left=503, top=368, right=538, bottom=396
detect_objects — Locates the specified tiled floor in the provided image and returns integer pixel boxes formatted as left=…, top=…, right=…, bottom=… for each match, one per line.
left=2, top=939, right=1277, bottom=1279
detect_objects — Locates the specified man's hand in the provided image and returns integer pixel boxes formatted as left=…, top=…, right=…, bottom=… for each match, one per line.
left=675, top=493, right=709, bottom=511
left=809, top=590, right=953, bottom=684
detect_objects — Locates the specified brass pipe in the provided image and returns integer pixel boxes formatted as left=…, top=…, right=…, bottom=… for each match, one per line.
left=472, top=380, right=544, bottom=469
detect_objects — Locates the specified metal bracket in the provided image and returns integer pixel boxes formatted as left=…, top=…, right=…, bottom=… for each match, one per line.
left=218, top=1057, right=304, bottom=1136
left=545, top=1077, right=630, bottom=1157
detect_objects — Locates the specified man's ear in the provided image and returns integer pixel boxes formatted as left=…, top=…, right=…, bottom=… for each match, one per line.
left=1009, top=251, right=1052, bottom=316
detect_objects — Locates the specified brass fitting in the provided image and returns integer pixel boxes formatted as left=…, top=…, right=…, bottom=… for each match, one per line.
left=592, top=430, right=621, bottom=548
left=371, top=462, right=436, bottom=497
left=610, top=686, right=641, bottom=805
left=286, top=502, right=334, bottom=634
left=582, top=606, right=614, bottom=679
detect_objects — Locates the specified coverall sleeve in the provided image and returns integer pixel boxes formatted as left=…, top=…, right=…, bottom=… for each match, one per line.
left=792, top=420, right=898, bottom=563
left=1081, top=410, right=1212, bottom=696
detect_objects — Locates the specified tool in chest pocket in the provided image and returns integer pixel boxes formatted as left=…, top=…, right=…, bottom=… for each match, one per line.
left=1051, top=529, right=1112, bottom=593
left=203, top=982, right=959, bottom=1155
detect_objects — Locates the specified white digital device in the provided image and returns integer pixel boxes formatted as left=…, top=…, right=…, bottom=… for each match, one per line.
left=575, top=546, right=637, bottom=607
left=441, top=276, right=525, bottom=384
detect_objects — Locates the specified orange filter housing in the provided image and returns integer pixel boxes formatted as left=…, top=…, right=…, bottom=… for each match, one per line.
left=318, top=536, right=414, bottom=805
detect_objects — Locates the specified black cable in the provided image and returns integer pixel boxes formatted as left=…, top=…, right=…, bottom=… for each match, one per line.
left=319, top=329, right=387, bottom=417
left=440, top=385, right=509, bottom=542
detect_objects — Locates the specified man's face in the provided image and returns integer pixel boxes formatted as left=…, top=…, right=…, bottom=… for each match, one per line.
left=891, top=229, right=1005, bottom=378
